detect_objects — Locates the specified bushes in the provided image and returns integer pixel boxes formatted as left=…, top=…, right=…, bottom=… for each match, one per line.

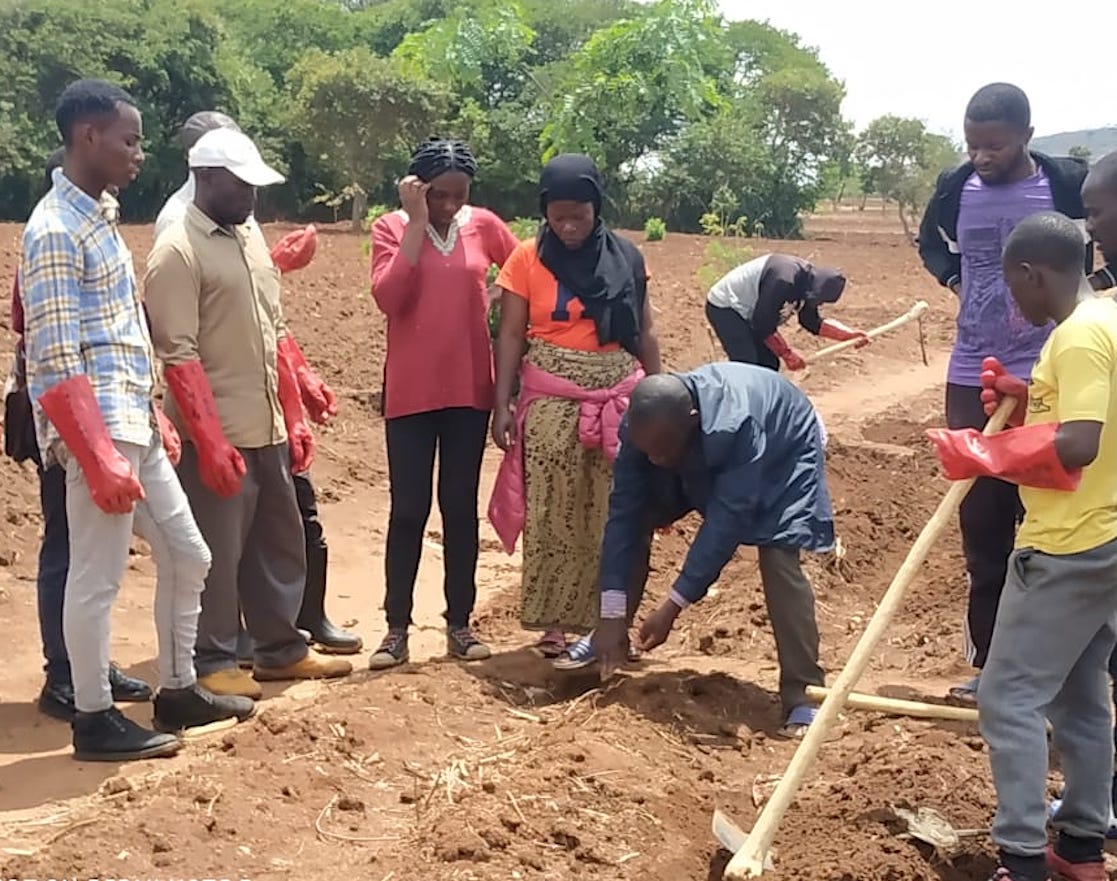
left=644, top=217, right=666, bottom=241
left=508, top=217, right=539, bottom=240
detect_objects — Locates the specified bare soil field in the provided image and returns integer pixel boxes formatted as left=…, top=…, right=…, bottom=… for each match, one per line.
left=0, top=210, right=1099, bottom=880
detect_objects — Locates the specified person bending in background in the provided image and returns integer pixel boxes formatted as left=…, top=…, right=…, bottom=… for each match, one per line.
left=4, top=148, right=153, bottom=721
left=145, top=128, right=351, bottom=699
left=928, top=211, right=1117, bottom=881
left=704, top=253, right=868, bottom=371
left=24, top=80, right=251, bottom=761
left=917, top=82, right=1092, bottom=705
left=155, top=110, right=359, bottom=659
left=368, top=139, right=519, bottom=669
left=591, top=365, right=831, bottom=738
left=489, top=153, right=661, bottom=668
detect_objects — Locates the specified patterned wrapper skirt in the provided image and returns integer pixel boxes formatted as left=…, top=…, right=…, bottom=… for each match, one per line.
left=519, top=339, right=637, bottom=634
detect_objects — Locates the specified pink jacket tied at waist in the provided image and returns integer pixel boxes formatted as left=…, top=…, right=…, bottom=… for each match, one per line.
left=488, top=360, right=644, bottom=554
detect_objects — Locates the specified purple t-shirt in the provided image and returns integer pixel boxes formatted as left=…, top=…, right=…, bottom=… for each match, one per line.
left=948, top=169, right=1055, bottom=386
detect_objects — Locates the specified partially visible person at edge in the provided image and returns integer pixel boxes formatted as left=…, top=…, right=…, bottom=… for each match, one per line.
left=368, top=139, right=519, bottom=669
left=154, top=110, right=359, bottom=660
left=927, top=211, right=1117, bottom=881
left=144, top=128, right=352, bottom=700
left=488, top=153, right=662, bottom=668
left=591, top=365, right=832, bottom=738
left=23, top=79, right=253, bottom=762
left=1049, top=150, right=1117, bottom=844
left=916, top=82, right=1092, bottom=706
left=4, top=148, right=152, bottom=722
left=705, top=254, right=870, bottom=371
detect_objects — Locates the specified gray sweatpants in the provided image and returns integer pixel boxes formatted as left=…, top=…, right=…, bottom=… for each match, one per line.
left=178, top=442, right=308, bottom=676
left=63, top=439, right=211, bottom=713
left=978, top=537, right=1117, bottom=857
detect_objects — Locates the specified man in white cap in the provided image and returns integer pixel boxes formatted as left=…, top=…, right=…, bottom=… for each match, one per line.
left=154, top=111, right=241, bottom=241
left=143, top=128, right=352, bottom=697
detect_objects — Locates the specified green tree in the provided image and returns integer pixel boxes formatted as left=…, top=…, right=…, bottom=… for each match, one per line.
left=288, top=47, right=448, bottom=228
left=1069, top=144, right=1092, bottom=162
left=541, top=0, right=729, bottom=180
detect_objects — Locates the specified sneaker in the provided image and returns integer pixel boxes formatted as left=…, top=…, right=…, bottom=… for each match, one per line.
left=368, top=630, right=409, bottom=670
left=948, top=674, right=980, bottom=706
left=1047, top=845, right=1106, bottom=881
left=199, top=668, right=263, bottom=700
left=109, top=664, right=153, bottom=702
left=72, top=707, right=181, bottom=763
left=447, top=626, right=491, bottom=661
left=153, top=684, right=256, bottom=734
left=254, top=651, right=352, bottom=682
left=554, top=634, right=596, bottom=671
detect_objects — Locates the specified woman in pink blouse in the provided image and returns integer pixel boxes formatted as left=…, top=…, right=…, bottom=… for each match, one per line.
left=369, top=140, right=519, bottom=670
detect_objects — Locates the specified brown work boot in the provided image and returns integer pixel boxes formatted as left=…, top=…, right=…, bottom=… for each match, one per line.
left=253, top=651, right=352, bottom=682
left=199, top=668, right=263, bottom=700
left=1047, top=844, right=1106, bottom=881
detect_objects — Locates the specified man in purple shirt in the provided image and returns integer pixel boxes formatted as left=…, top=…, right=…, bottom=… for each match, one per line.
left=918, top=83, right=1091, bottom=704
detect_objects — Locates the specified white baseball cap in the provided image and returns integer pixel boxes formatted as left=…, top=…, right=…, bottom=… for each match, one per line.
left=188, top=128, right=284, bottom=187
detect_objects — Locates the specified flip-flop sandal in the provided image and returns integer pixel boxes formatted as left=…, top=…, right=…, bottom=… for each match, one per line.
left=554, top=635, right=596, bottom=671
left=1049, top=799, right=1117, bottom=838
left=532, top=632, right=566, bottom=659
left=947, top=675, right=980, bottom=706
left=777, top=704, right=817, bottom=739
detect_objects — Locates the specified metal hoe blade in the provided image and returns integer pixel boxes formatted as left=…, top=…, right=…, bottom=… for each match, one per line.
left=712, top=810, right=774, bottom=873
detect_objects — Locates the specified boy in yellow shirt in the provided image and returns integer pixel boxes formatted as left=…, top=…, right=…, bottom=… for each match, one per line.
left=928, top=210, right=1117, bottom=881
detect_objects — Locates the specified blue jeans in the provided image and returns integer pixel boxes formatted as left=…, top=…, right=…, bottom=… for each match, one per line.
left=37, top=463, right=71, bottom=686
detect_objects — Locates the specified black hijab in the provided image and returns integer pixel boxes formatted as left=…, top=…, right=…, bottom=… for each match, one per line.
left=804, top=265, right=847, bottom=304
left=536, top=154, right=645, bottom=355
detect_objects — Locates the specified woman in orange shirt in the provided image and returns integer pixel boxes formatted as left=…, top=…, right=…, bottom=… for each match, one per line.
left=490, top=154, right=661, bottom=665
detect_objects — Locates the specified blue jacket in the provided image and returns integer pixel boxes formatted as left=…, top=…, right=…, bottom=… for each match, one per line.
left=599, top=363, right=834, bottom=608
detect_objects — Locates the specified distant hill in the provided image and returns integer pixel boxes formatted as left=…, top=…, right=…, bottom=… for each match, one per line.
left=1031, top=128, right=1117, bottom=162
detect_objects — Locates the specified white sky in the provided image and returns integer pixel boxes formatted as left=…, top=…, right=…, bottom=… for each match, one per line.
left=718, top=0, right=1117, bottom=139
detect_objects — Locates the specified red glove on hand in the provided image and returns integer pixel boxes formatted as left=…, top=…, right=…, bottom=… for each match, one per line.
left=164, top=361, right=246, bottom=497
left=38, top=375, right=144, bottom=514
left=278, top=335, right=338, bottom=425
left=819, top=318, right=870, bottom=348
left=979, top=356, right=1028, bottom=427
left=764, top=332, right=807, bottom=371
left=276, top=342, right=315, bottom=474
left=925, top=422, right=1081, bottom=490
left=270, top=225, right=318, bottom=274
left=154, top=407, right=182, bottom=466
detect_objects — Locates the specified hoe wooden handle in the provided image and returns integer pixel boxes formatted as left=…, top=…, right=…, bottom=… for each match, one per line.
left=724, top=394, right=1017, bottom=879
left=805, top=300, right=930, bottom=365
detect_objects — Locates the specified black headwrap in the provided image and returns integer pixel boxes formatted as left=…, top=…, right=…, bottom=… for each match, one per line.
left=804, top=266, right=846, bottom=304
left=408, top=139, right=478, bottom=182
left=536, top=154, right=645, bottom=356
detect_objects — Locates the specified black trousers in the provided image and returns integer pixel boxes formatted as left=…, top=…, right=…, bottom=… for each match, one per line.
left=384, top=407, right=489, bottom=629
left=705, top=302, right=780, bottom=371
left=945, top=383, right=1023, bottom=670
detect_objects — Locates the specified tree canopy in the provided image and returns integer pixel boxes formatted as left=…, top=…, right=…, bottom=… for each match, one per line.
left=0, top=0, right=958, bottom=236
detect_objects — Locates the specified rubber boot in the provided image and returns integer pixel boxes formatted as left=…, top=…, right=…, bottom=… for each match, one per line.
left=297, top=544, right=362, bottom=654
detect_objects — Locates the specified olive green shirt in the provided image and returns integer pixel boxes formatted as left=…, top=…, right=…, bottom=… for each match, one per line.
left=144, top=202, right=286, bottom=449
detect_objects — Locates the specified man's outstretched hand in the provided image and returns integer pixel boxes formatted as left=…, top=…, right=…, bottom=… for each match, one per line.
left=637, top=600, right=681, bottom=653
left=593, top=618, right=629, bottom=681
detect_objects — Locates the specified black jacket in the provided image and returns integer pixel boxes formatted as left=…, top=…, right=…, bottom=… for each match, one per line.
left=917, top=152, right=1095, bottom=288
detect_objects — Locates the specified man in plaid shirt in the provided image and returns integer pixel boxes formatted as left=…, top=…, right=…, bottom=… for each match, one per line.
left=21, top=79, right=255, bottom=761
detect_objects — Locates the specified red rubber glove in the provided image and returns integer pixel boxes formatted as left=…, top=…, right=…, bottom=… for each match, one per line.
left=276, top=342, right=315, bottom=474
left=278, top=335, right=338, bottom=425
left=38, top=375, right=144, bottom=514
left=164, top=361, right=246, bottom=497
left=154, top=407, right=182, bottom=466
left=765, top=332, right=806, bottom=371
left=819, top=318, right=870, bottom=348
left=925, top=422, right=1081, bottom=490
left=979, top=356, right=1028, bottom=427
left=270, top=225, right=318, bottom=274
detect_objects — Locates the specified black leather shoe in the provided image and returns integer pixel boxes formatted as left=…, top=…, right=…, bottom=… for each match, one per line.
left=153, top=684, right=255, bottom=734
left=38, top=680, right=76, bottom=722
left=72, top=707, right=180, bottom=762
left=109, top=664, right=153, bottom=703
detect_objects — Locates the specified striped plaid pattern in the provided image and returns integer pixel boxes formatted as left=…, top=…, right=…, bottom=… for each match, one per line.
left=21, top=169, right=156, bottom=462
